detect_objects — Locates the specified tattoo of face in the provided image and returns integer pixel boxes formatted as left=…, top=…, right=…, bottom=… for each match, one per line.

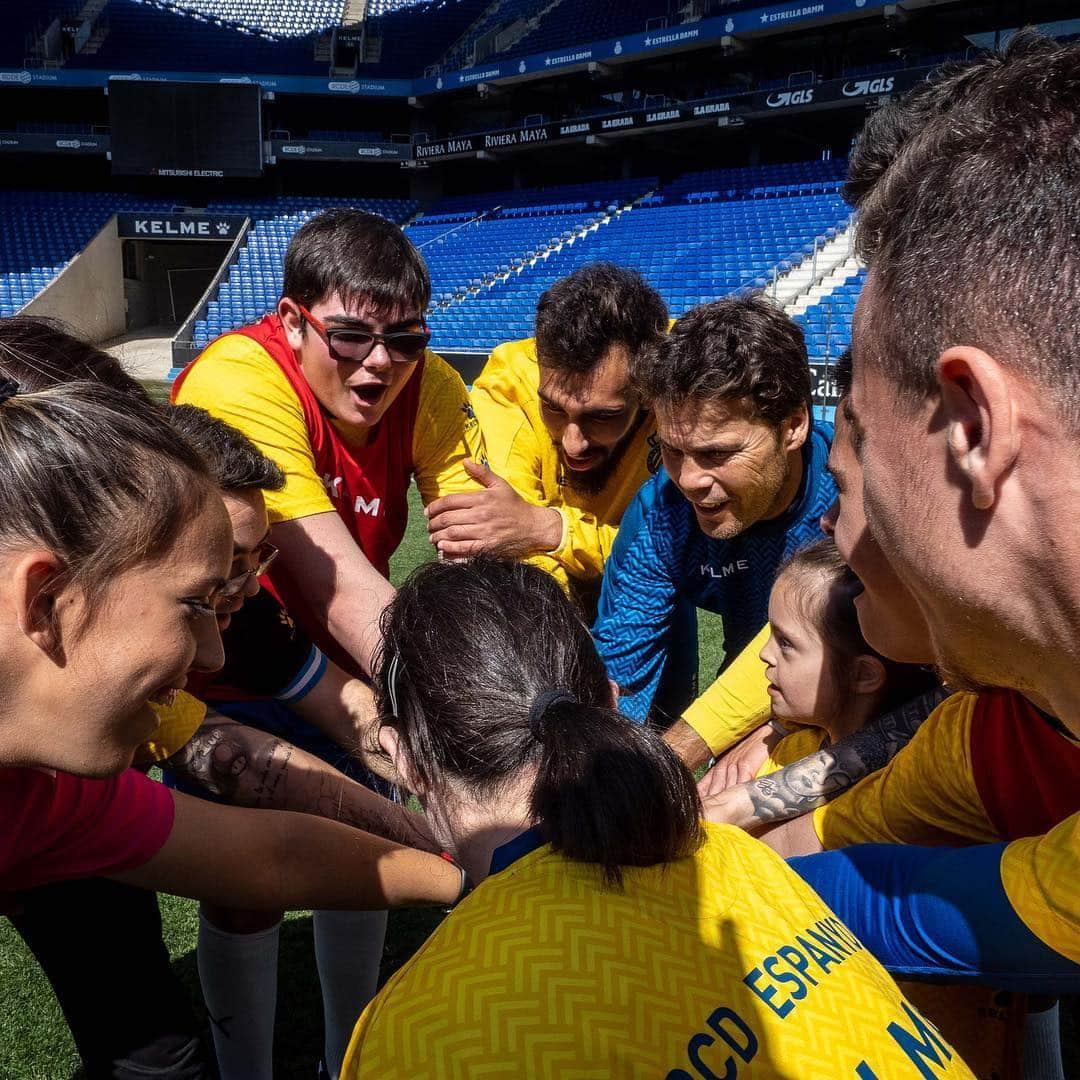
left=744, top=685, right=947, bottom=824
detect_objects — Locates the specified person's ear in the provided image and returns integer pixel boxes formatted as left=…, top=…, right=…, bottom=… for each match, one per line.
left=607, top=678, right=620, bottom=710
left=12, top=551, right=65, bottom=661
left=277, top=297, right=306, bottom=351
left=781, top=401, right=811, bottom=453
left=850, top=654, right=887, bottom=697
left=378, top=725, right=425, bottom=796
left=937, top=347, right=1019, bottom=511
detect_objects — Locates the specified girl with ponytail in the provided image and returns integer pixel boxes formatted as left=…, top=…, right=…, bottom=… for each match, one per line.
left=343, top=557, right=974, bottom=1080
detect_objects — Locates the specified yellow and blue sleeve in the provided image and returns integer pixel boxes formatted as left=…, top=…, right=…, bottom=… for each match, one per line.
left=684, top=624, right=773, bottom=754
left=812, top=692, right=997, bottom=849
left=790, top=839, right=1080, bottom=992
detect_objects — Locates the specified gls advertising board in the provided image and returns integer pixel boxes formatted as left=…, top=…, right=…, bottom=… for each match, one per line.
left=413, top=68, right=929, bottom=161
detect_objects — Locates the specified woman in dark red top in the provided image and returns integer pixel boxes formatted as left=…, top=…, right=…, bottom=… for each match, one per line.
left=0, top=378, right=464, bottom=911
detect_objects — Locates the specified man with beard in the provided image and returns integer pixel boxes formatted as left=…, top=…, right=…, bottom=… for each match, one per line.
left=425, top=262, right=666, bottom=616
left=595, top=294, right=835, bottom=724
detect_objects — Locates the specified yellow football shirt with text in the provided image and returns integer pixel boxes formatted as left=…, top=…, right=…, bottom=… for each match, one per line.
left=344, top=822, right=973, bottom=1079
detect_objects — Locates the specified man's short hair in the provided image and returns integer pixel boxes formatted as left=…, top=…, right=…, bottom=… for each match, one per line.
left=834, top=348, right=853, bottom=398
left=633, top=293, right=811, bottom=425
left=534, top=262, right=668, bottom=376
left=854, top=32, right=1080, bottom=422
left=282, top=208, right=430, bottom=317
left=168, top=404, right=285, bottom=494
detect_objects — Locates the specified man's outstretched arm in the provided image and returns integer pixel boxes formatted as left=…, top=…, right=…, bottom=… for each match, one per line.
left=701, top=685, right=948, bottom=836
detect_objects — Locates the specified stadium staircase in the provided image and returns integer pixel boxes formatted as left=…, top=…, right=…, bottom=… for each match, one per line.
left=791, top=267, right=866, bottom=366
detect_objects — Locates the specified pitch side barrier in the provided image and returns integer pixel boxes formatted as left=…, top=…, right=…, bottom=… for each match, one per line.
left=0, top=0, right=944, bottom=101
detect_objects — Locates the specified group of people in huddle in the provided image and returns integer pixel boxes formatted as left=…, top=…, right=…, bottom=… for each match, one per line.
left=2, top=29, right=1078, bottom=1080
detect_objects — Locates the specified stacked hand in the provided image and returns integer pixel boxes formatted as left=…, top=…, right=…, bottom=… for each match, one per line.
left=426, top=460, right=563, bottom=560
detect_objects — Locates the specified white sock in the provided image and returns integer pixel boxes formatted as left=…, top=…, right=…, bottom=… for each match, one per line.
left=312, top=908, right=388, bottom=1078
left=1023, top=1002, right=1065, bottom=1080
left=197, top=911, right=280, bottom=1080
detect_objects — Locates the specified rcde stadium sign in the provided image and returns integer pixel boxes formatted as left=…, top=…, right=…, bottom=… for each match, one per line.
left=116, top=213, right=246, bottom=240
left=270, top=139, right=407, bottom=163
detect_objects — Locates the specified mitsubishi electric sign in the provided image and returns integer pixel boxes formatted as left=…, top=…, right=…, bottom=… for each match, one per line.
left=116, top=213, right=246, bottom=241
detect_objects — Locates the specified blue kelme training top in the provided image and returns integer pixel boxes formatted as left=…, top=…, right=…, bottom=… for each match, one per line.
left=594, top=423, right=835, bottom=723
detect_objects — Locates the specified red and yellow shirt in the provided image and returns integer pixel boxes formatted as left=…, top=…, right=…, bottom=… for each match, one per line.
left=813, top=690, right=1080, bottom=965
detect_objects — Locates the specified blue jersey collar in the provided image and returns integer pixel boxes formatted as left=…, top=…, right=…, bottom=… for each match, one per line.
left=772, top=422, right=832, bottom=532
left=488, top=825, right=546, bottom=875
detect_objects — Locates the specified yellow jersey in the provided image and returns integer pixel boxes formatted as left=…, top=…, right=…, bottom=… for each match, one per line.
left=344, top=822, right=973, bottom=1079
left=684, top=623, right=773, bottom=754
left=758, top=721, right=1023, bottom=1080
left=135, top=691, right=207, bottom=769
left=813, top=691, right=1080, bottom=967
left=175, top=330, right=484, bottom=526
left=471, top=336, right=659, bottom=602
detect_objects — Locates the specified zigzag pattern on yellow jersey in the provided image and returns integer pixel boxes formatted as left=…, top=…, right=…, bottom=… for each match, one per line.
left=343, top=824, right=974, bottom=1079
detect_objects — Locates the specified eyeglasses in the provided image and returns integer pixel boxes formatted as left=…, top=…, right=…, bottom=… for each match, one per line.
left=296, top=303, right=430, bottom=364
left=217, top=540, right=278, bottom=604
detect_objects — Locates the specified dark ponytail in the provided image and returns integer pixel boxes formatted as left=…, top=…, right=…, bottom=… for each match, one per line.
left=377, top=557, right=704, bottom=888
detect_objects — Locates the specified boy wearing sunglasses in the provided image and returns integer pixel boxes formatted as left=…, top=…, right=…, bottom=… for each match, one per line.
left=173, top=207, right=484, bottom=679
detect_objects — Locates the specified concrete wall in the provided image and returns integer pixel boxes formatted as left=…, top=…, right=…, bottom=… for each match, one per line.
left=22, top=215, right=126, bottom=344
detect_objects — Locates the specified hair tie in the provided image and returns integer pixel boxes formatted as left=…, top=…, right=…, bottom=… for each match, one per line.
left=528, top=688, right=576, bottom=743
left=386, top=651, right=405, bottom=717
left=0, top=377, right=19, bottom=405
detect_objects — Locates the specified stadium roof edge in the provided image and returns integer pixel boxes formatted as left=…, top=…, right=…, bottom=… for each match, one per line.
left=0, top=0, right=965, bottom=101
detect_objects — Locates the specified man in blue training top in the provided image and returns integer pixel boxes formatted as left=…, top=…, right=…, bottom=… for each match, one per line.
left=593, top=293, right=835, bottom=725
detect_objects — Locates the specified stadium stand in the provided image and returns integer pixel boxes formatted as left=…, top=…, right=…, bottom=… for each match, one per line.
left=436, top=0, right=549, bottom=72
left=364, top=0, right=491, bottom=76
left=67, top=0, right=326, bottom=74
left=150, top=0, right=347, bottom=38
left=179, top=164, right=851, bottom=353
left=0, top=192, right=415, bottom=322
left=423, top=160, right=850, bottom=351
left=0, top=168, right=856, bottom=359
left=500, top=0, right=674, bottom=60
left=0, top=191, right=175, bottom=317
left=793, top=267, right=864, bottom=365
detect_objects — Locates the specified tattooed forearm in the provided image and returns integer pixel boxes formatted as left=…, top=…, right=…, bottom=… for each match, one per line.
left=744, top=685, right=948, bottom=825
left=169, top=718, right=289, bottom=803
left=168, top=717, right=439, bottom=852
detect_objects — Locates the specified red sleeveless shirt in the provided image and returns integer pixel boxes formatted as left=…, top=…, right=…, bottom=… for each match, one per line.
left=969, top=688, right=1080, bottom=840
left=173, top=314, right=423, bottom=673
